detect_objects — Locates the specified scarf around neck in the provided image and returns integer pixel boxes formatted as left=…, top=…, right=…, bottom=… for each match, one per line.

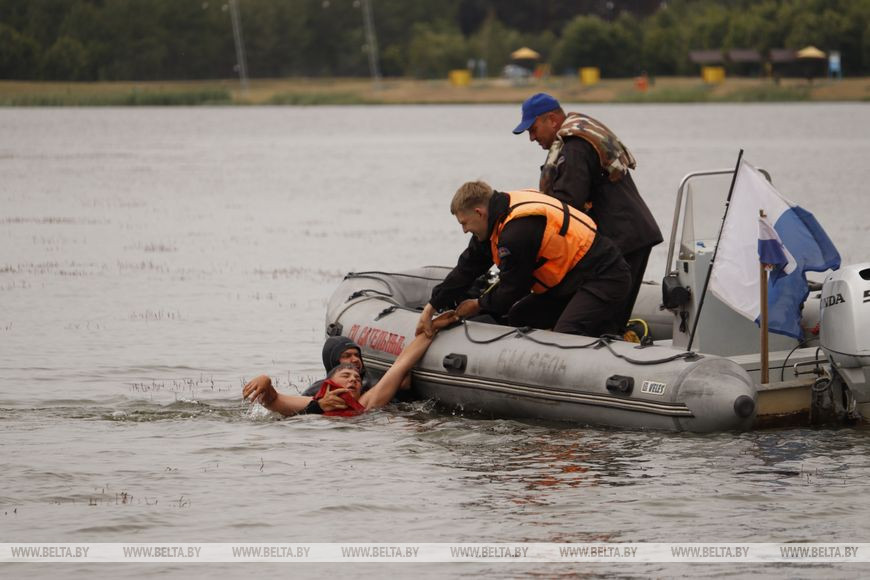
left=312, top=379, right=366, bottom=417
left=540, top=112, right=637, bottom=195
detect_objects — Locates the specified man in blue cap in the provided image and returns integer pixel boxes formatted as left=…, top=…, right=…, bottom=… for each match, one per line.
left=513, top=93, right=662, bottom=330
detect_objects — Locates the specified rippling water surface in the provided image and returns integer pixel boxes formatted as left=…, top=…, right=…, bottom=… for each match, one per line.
left=2, top=104, right=870, bottom=578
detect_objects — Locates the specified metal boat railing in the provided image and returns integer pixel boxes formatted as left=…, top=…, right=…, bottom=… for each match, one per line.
left=664, top=167, right=771, bottom=278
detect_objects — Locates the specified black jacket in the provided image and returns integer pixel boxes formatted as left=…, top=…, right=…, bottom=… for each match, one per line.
left=548, top=138, right=662, bottom=255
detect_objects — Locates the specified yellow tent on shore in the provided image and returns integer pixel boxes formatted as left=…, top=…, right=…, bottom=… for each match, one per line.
left=796, top=46, right=826, bottom=59
left=510, top=47, right=540, bottom=60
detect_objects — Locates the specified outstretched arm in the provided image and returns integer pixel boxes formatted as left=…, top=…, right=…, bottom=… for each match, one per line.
left=361, top=311, right=457, bottom=410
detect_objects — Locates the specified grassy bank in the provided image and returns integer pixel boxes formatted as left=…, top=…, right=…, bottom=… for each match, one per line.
left=0, top=80, right=232, bottom=106
left=1, top=76, right=867, bottom=106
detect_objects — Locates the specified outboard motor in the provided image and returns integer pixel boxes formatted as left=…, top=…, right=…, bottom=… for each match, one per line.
left=819, top=263, right=870, bottom=416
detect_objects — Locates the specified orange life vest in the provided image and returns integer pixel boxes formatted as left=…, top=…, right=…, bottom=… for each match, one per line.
left=490, top=190, right=597, bottom=293
left=312, top=379, right=367, bottom=417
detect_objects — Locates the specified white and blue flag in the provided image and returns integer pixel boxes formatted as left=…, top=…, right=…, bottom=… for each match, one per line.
left=757, top=214, right=795, bottom=281
left=710, top=159, right=841, bottom=339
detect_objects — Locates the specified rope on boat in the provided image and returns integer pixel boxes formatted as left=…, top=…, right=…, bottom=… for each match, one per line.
left=331, top=294, right=403, bottom=328
left=461, top=321, right=700, bottom=366
left=348, top=288, right=395, bottom=301
left=339, top=276, right=700, bottom=366
left=346, top=271, right=446, bottom=282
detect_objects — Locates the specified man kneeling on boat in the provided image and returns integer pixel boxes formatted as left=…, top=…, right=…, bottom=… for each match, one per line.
left=243, top=312, right=457, bottom=417
left=416, top=181, right=630, bottom=338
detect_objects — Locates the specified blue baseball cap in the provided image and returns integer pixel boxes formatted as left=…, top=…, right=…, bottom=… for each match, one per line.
left=512, top=93, right=561, bottom=134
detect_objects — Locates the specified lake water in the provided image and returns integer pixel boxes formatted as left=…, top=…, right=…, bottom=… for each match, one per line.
left=2, top=103, right=870, bottom=577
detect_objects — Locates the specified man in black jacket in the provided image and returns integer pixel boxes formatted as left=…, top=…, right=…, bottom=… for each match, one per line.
left=416, top=181, right=630, bottom=338
left=513, top=93, right=663, bottom=328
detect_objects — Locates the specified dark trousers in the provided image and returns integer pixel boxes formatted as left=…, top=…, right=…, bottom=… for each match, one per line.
left=506, top=260, right=631, bottom=337
left=619, top=245, right=653, bottom=328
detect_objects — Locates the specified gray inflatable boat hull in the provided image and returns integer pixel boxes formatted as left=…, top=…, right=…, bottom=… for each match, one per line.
left=326, top=268, right=757, bottom=432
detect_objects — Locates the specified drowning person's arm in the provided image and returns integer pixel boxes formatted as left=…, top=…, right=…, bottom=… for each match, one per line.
left=361, top=311, right=458, bottom=410
left=242, top=375, right=347, bottom=416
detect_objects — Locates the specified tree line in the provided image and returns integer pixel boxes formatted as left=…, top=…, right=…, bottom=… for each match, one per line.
left=1, top=0, right=868, bottom=81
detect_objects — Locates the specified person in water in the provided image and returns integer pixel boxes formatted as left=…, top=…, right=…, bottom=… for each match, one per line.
left=301, top=335, right=412, bottom=400
left=244, top=312, right=456, bottom=417
left=416, top=180, right=630, bottom=338
left=302, top=336, right=371, bottom=397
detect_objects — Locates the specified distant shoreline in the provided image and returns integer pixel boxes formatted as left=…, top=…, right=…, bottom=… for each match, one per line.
left=1, top=76, right=867, bottom=106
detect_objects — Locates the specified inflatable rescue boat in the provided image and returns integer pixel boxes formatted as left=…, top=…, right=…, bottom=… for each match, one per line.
left=324, top=169, right=870, bottom=432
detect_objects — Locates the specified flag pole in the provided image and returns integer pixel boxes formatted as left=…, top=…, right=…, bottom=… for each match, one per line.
left=759, top=210, right=770, bottom=384
left=687, top=149, right=744, bottom=351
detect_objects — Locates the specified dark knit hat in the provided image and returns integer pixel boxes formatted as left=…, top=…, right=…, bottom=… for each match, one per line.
left=321, top=336, right=365, bottom=378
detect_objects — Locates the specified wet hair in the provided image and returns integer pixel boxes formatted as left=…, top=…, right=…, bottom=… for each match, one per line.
left=450, top=180, right=493, bottom=215
left=327, top=362, right=361, bottom=380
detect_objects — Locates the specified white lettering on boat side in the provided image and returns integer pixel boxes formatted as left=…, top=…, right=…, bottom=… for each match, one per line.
left=640, top=381, right=667, bottom=396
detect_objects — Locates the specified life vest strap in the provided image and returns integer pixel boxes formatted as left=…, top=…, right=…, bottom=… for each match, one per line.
left=509, top=199, right=597, bottom=234
left=532, top=275, right=552, bottom=290
left=558, top=201, right=570, bottom=236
